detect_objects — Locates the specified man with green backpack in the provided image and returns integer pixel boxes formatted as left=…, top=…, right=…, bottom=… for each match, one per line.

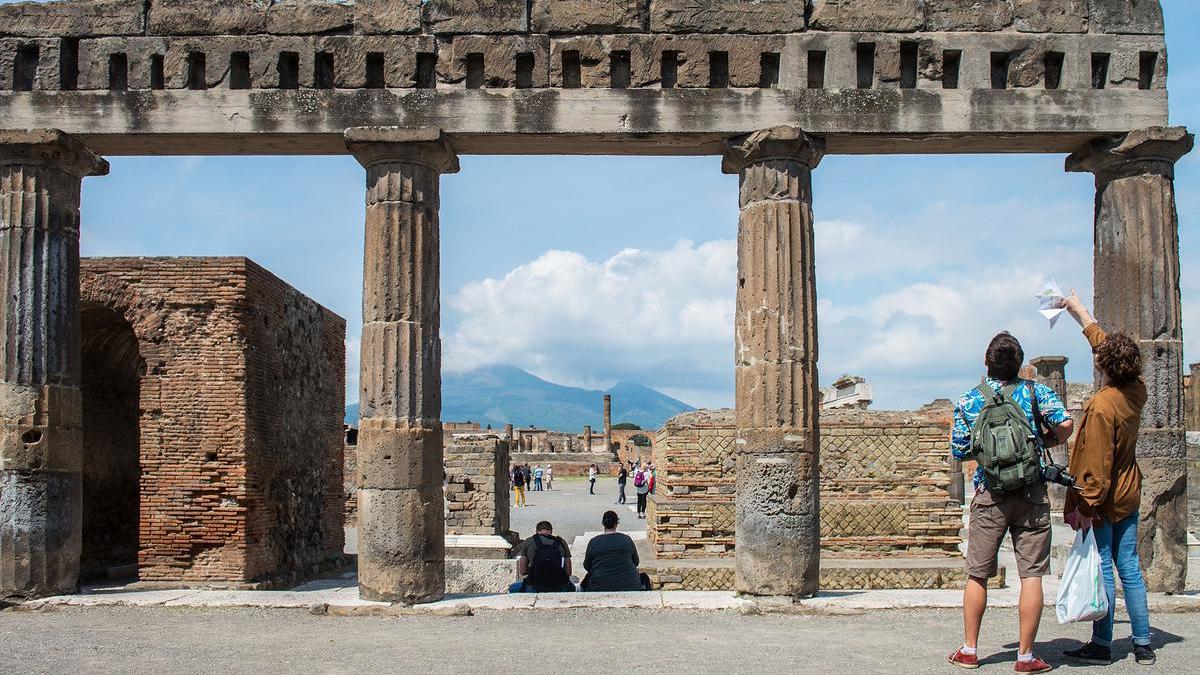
left=947, top=332, right=1074, bottom=673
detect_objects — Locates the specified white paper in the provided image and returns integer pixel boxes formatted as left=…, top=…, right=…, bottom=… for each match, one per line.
left=1035, top=280, right=1066, bottom=329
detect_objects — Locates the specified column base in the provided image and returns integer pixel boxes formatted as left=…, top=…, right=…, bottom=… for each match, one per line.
left=357, top=486, right=445, bottom=604
left=734, top=451, right=820, bottom=598
left=0, top=469, right=81, bottom=599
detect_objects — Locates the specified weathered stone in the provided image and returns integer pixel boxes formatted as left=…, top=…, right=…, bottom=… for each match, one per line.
left=650, top=0, right=807, bottom=34
left=354, top=0, right=423, bottom=35
left=445, top=558, right=517, bottom=594
left=266, top=0, right=353, bottom=35
left=1068, top=126, right=1193, bottom=593
left=148, top=0, right=270, bottom=36
left=426, top=0, right=528, bottom=36
left=444, top=440, right=511, bottom=536
left=438, top=34, right=550, bottom=89
left=724, top=127, right=824, bottom=598
left=1008, top=43, right=1049, bottom=89
left=1088, top=0, right=1164, bottom=35
left=357, top=486, right=445, bottom=603
left=357, top=426, right=442, bottom=490
left=1013, top=0, right=1088, bottom=33
left=531, top=0, right=647, bottom=34
left=0, top=130, right=106, bottom=600
left=0, top=0, right=144, bottom=38
left=925, top=0, right=1014, bottom=31
left=809, top=0, right=924, bottom=33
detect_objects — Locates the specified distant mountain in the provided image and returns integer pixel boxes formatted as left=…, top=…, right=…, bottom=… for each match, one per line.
left=344, top=365, right=695, bottom=432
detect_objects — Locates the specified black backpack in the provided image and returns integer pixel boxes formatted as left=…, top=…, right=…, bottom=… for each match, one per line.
left=528, top=535, right=568, bottom=588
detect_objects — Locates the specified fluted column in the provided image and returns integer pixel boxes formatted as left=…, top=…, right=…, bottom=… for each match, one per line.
left=1031, top=355, right=1070, bottom=510
left=603, top=394, right=612, bottom=453
left=723, top=126, right=824, bottom=598
left=346, top=127, right=459, bottom=604
left=0, top=130, right=107, bottom=599
left=1067, top=126, right=1194, bottom=593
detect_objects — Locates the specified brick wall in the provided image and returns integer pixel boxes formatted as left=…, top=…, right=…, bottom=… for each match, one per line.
left=650, top=403, right=961, bottom=560
left=445, top=438, right=510, bottom=536
left=80, top=257, right=345, bottom=585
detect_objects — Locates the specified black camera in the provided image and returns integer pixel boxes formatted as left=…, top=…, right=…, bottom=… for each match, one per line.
left=1043, top=462, right=1077, bottom=489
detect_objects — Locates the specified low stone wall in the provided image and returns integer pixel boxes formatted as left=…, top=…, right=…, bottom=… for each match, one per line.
left=645, top=561, right=1004, bottom=592
left=445, top=439, right=511, bottom=537
left=1188, top=432, right=1200, bottom=536
left=650, top=403, right=961, bottom=560
left=510, top=452, right=617, bottom=477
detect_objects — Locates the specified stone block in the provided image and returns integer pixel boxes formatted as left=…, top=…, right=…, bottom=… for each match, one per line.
left=266, top=0, right=353, bottom=35
left=1013, top=0, right=1088, bottom=32
left=1088, top=0, right=1164, bottom=35
left=316, top=35, right=435, bottom=89
left=445, top=558, right=517, bottom=594
left=357, top=486, right=445, bottom=602
left=925, top=0, right=1014, bottom=31
left=354, top=0, right=423, bottom=35
left=0, top=469, right=81, bottom=597
left=358, top=322, right=440, bottom=424
left=1135, top=429, right=1186, bottom=460
left=426, top=0, right=528, bottom=35
left=438, top=34, right=550, bottom=88
left=148, top=0, right=271, bottom=36
left=0, top=0, right=144, bottom=38
left=650, top=0, right=807, bottom=34
left=531, top=0, right=647, bottom=34
left=357, top=426, right=442, bottom=490
left=1138, top=456, right=1186, bottom=592
left=809, top=0, right=924, bottom=32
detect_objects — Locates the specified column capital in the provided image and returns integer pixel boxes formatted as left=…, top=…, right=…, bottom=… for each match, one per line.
left=1066, top=126, right=1193, bottom=183
left=722, top=126, right=825, bottom=175
left=1029, top=355, right=1069, bottom=368
left=344, top=127, right=460, bottom=174
left=0, top=129, right=108, bottom=178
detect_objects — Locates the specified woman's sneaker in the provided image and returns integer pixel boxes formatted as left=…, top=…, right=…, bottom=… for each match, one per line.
left=1064, top=642, right=1111, bottom=665
left=1133, top=645, right=1156, bottom=665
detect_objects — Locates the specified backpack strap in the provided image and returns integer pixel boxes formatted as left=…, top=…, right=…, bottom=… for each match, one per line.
left=974, top=384, right=1000, bottom=404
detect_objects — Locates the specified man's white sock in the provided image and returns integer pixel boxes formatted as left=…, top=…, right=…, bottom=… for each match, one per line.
left=961, top=646, right=977, bottom=656
left=1017, top=652, right=1035, bottom=662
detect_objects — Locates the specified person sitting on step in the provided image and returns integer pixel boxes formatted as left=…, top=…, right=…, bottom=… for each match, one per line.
left=509, top=521, right=574, bottom=594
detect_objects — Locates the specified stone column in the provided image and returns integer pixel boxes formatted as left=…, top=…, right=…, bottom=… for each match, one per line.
left=0, top=130, right=107, bottom=599
left=345, top=127, right=459, bottom=604
left=1187, top=363, right=1199, bottom=432
left=1031, top=355, right=1070, bottom=510
left=503, top=423, right=513, bottom=442
left=583, top=425, right=592, bottom=452
left=1067, top=126, right=1194, bottom=593
left=603, top=394, right=612, bottom=453
left=723, top=126, right=824, bottom=598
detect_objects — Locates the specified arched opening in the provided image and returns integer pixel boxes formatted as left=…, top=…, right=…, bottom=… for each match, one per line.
left=80, top=302, right=143, bottom=582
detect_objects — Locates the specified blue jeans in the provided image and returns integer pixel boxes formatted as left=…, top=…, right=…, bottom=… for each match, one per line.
left=1091, top=512, right=1151, bottom=647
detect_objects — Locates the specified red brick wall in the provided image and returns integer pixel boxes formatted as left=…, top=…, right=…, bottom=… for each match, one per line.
left=80, top=257, right=344, bottom=584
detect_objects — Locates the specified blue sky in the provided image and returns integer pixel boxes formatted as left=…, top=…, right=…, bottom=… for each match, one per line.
left=11, top=0, right=1198, bottom=411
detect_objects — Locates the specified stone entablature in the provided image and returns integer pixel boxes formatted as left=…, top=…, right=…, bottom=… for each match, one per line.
left=0, top=1, right=1170, bottom=156
left=650, top=403, right=961, bottom=560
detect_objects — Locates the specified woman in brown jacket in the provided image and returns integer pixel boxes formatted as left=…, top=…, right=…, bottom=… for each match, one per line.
left=1060, top=291, right=1155, bottom=666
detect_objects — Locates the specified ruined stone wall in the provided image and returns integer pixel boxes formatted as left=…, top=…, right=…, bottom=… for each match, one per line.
left=343, top=440, right=358, bottom=527
left=242, top=260, right=346, bottom=582
left=1188, top=432, right=1200, bottom=536
left=650, top=404, right=960, bottom=559
left=80, top=257, right=344, bottom=584
left=1187, top=364, right=1199, bottom=432
left=445, top=438, right=510, bottom=536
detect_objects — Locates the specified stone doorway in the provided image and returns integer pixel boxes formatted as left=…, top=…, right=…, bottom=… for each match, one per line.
left=79, top=303, right=143, bottom=582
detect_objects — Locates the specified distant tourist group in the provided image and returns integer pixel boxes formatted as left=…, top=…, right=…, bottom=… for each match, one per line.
left=509, top=463, right=553, bottom=507
left=948, top=290, right=1157, bottom=671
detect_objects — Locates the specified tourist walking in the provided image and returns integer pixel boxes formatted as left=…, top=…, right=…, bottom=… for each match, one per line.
left=588, top=464, right=597, bottom=495
left=634, top=467, right=650, bottom=519
left=1059, top=291, right=1157, bottom=666
left=580, top=511, right=648, bottom=592
left=533, top=464, right=544, bottom=491
left=510, top=521, right=574, bottom=593
left=512, top=464, right=526, bottom=508
left=616, top=466, right=628, bottom=504
left=946, top=332, right=1073, bottom=673
left=545, top=464, right=553, bottom=490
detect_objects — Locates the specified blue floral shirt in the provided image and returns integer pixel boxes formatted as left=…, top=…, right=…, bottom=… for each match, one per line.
left=951, top=378, right=1070, bottom=491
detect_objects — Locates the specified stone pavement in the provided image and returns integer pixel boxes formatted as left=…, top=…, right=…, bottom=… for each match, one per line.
left=3, top=605, right=1199, bottom=675
left=510, top=476, right=646, bottom=545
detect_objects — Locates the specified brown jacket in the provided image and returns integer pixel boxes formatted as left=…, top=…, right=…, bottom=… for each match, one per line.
left=1064, top=324, right=1146, bottom=523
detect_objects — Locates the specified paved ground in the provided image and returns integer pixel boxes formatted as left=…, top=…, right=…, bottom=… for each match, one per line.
left=1, top=605, right=1195, bottom=674
left=510, top=476, right=646, bottom=544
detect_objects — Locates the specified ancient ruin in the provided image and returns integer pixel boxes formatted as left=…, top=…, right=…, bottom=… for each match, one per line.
left=0, top=0, right=1191, bottom=602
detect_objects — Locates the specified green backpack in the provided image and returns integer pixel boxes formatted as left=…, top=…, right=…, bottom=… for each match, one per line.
left=970, top=382, right=1041, bottom=495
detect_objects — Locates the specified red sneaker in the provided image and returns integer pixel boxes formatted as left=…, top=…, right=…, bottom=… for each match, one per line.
left=1014, top=656, right=1052, bottom=673
left=948, top=648, right=980, bottom=669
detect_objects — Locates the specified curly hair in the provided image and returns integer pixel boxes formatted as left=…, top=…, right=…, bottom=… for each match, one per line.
left=1096, top=332, right=1141, bottom=385
left=985, top=332, right=1025, bottom=381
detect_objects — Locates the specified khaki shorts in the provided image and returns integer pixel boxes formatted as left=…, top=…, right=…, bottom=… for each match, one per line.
left=966, top=482, right=1052, bottom=580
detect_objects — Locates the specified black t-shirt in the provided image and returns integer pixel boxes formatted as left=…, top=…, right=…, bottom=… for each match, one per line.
left=582, top=532, right=641, bottom=592
left=617, top=469, right=628, bottom=484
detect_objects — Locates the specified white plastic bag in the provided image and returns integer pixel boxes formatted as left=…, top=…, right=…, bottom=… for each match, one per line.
left=1056, top=528, right=1110, bottom=624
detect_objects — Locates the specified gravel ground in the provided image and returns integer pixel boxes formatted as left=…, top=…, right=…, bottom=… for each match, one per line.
left=1, top=605, right=1195, bottom=674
